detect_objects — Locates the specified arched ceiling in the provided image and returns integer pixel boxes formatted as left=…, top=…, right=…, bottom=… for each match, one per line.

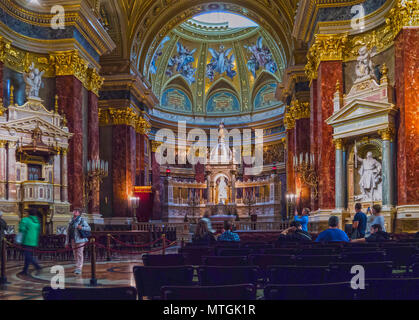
left=101, top=0, right=298, bottom=74
left=149, top=20, right=285, bottom=117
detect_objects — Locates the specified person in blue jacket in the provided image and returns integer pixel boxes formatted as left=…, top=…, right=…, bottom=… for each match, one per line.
left=294, top=208, right=310, bottom=232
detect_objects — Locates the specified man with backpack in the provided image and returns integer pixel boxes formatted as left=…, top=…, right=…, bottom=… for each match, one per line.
left=65, top=210, right=91, bottom=275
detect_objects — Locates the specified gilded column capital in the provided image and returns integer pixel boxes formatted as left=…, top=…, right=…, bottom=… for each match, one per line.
left=151, top=141, right=163, bottom=153
left=61, top=148, right=68, bottom=156
left=0, top=99, right=5, bottom=116
left=50, top=51, right=89, bottom=86
left=87, top=68, right=104, bottom=97
left=135, top=116, right=151, bottom=135
left=333, top=138, right=344, bottom=150
left=379, top=127, right=396, bottom=141
left=305, top=33, right=348, bottom=81
left=284, top=99, right=310, bottom=130
left=0, top=140, right=7, bottom=148
left=385, top=0, right=419, bottom=38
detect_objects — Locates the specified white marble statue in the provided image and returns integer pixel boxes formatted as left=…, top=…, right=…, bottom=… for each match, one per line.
left=355, top=151, right=382, bottom=201
left=355, top=46, right=375, bottom=82
left=218, top=176, right=228, bottom=204
left=23, top=63, right=44, bottom=98
left=209, top=121, right=232, bottom=164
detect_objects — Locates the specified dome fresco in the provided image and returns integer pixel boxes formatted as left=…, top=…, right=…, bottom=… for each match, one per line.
left=148, top=12, right=285, bottom=118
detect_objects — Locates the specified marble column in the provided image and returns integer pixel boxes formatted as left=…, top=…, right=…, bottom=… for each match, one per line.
left=56, top=76, right=83, bottom=210
left=380, top=129, right=395, bottom=208
left=294, top=117, right=311, bottom=209
left=87, top=91, right=100, bottom=214
left=310, top=79, right=319, bottom=210
left=151, top=142, right=162, bottom=220
left=207, top=174, right=213, bottom=203
left=135, top=133, right=144, bottom=185
left=316, top=61, right=343, bottom=210
left=112, top=125, right=136, bottom=218
left=7, top=141, right=17, bottom=200
left=61, top=148, right=68, bottom=203
left=0, top=140, right=6, bottom=199
left=53, top=150, right=61, bottom=202
left=0, top=62, right=3, bottom=101
left=395, top=28, right=419, bottom=206
left=334, top=139, right=345, bottom=210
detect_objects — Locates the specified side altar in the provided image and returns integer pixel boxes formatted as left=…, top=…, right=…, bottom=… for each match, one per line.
left=321, top=46, right=398, bottom=232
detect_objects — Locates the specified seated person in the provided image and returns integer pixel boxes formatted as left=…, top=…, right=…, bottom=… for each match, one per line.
left=315, top=216, right=350, bottom=242
left=217, top=221, right=240, bottom=242
left=351, top=224, right=390, bottom=243
left=278, top=221, right=312, bottom=242
left=192, top=220, right=216, bottom=245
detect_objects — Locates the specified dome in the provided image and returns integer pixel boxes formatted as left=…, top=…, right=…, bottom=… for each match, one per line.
left=147, top=11, right=286, bottom=125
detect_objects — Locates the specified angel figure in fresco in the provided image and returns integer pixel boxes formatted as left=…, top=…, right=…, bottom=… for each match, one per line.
left=166, top=42, right=197, bottom=84
left=245, top=36, right=278, bottom=78
left=150, top=36, right=170, bottom=75
left=206, top=46, right=237, bottom=81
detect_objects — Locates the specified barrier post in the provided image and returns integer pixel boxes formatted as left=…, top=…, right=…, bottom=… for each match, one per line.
left=106, top=234, right=111, bottom=261
left=89, top=238, right=97, bottom=286
left=0, top=239, right=7, bottom=285
left=162, top=234, right=166, bottom=255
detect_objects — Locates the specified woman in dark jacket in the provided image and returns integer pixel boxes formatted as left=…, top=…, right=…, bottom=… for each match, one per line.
left=192, top=220, right=215, bottom=245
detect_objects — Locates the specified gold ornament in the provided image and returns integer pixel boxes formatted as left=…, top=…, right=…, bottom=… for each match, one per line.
left=378, top=127, right=396, bottom=141
left=385, top=0, right=419, bottom=39
left=305, top=33, right=348, bottom=81
left=284, top=99, right=310, bottom=130
left=151, top=141, right=163, bottom=153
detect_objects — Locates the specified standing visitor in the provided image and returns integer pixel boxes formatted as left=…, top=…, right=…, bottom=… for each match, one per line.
left=294, top=208, right=309, bottom=232
left=18, top=209, right=41, bottom=275
left=65, top=210, right=91, bottom=275
left=352, top=203, right=367, bottom=239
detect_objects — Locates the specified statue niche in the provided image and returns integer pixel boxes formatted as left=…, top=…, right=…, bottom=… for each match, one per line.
left=347, top=140, right=383, bottom=204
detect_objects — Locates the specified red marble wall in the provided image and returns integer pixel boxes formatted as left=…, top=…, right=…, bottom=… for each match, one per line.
left=287, top=129, right=295, bottom=195
left=136, top=133, right=143, bottom=185
left=195, top=161, right=205, bottom=183
left=88, top=92, right=99, bottom=214
left=310, top=79, right=319, bottom=210
left=316, top=61, right=343, bottom=210
left=151, top=152, right=162, bottom=220
left=56, top=76, right=83, bottom=210
left=396, top=28, right=419, bottom=205
left=294, top=118, right=311, bottom=210
left=112, top=125, right=136, bottom=217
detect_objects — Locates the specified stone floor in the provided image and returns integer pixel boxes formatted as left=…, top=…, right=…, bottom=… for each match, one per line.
left=0, top=246, right=179, bottom=300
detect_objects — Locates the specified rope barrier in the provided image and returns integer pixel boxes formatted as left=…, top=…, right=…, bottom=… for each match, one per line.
left=5, top=240, right=89, bottom=254
left=110, top=235, right=163, bottom=248
left=95, top=241, right=177, bottom=255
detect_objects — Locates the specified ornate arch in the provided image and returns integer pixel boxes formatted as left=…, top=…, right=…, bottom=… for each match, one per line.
left=124, top=1, right=294, bottom=77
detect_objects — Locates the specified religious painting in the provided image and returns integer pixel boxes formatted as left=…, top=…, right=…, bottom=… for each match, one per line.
left=254, top=83, right=281, bottom=109
left=166, top=42, right=197, bottom=85
left=245, top=37, right=278, bottom=78
left=206, top=91, right=240, bottom=114
left=206, top=46, right=237, bottom=81
left=150, top=36, right=170, bottom=75
left=161, top=88, right=192, bottom=112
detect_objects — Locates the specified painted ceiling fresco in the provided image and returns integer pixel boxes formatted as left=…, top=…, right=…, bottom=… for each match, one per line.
left=148, top=14, right=284, bottom=116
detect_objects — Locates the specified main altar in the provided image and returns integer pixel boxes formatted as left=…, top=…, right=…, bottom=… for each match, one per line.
left=160, top=123, right=282, bottom=223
